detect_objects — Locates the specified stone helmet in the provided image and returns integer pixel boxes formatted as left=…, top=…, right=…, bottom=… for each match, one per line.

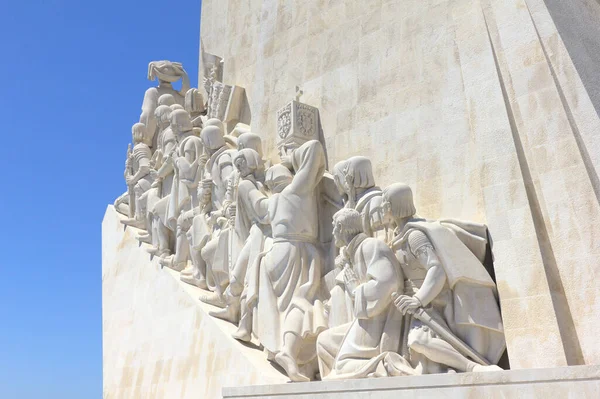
left=170, top=109, right=193, bottom=133
left=204, top=118, right=224, bottom=132
left=237, top=133, right=263, bottom=158
left=158, top=93, right=176, bottom=107
left=200, top=125, right=225, bottom=150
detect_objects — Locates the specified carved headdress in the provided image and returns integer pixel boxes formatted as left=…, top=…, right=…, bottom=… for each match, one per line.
left=382, top=183, right=417, bottom=220
left=147, top=60, right=190, bottom=96
left=333, top=156, right=377, bottom=208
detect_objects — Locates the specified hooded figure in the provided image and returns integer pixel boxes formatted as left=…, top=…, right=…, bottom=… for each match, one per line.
left=250, top=140, right=329, bottom=382
left=332, top=156, right=383, bottom=235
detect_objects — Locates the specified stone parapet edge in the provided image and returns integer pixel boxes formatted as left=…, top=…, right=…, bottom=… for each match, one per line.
left=223, top=364, right=600, bottom=397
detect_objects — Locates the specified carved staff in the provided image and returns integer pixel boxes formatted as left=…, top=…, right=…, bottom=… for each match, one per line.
left=226, top=172, right=239, bottom=275
left=126, top=143, right=135, bottom=218
left=411, top=307, right=491, bottom=366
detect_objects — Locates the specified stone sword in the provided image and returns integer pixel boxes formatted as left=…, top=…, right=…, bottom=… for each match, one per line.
left=410, top=307, right=491, bottom=366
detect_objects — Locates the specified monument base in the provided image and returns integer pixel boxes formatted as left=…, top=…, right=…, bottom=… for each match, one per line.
left=224, top=365, right=600, bottom=398
left=102, top=205, right=287, bottom=399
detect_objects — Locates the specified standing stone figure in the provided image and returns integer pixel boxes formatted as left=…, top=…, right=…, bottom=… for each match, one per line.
left=136, top=104, right=173, bottom=248
left=229, top=164, right=293, bottom=342
left=140, top=61, right=189, bottom=148
left=382, top=183, right=505, bottom=374
left=120, top=123, right=154, bottom=229
left=187, top=120, right=236, bottom=293
left=209, top=147, right=266, bottom=323
left=208, top=133, right=266, bottom=322
left=316, top=208, right=415, bottom=379
left=159, top=110, right=204, bottom=271
left=251, top=140, right=328, bottom=382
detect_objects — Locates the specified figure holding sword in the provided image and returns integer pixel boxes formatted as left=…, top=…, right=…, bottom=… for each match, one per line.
left=382, top=183, right=506, bottom=374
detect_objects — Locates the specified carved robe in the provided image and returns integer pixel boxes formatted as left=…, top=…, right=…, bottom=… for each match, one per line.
left=253, top=140, right=328, bottom=363
left=392, top=220, right=506, bottom=369
left=317, top=234, right=414, bottom=379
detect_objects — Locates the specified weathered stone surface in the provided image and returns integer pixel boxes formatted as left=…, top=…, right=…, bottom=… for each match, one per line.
left=223, top=365, right=600, bottom=398
left=102, top=206, right=287, bottom=399
left=200, top=0, right=600, bottom=369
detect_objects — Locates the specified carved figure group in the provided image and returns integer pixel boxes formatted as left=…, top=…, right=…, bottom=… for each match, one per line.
left=114, top=61, right=506, bottom=383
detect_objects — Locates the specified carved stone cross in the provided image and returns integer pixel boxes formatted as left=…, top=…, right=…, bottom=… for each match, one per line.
left=295, top=85, right=303, bottom=102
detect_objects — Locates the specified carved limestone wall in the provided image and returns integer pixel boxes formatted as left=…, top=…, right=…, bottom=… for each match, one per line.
left=200, top=0, right=600, bottom=369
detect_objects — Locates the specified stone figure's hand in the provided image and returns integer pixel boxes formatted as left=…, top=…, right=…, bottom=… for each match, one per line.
left=202, top=178, right=213, bottom=190
left=334, top=254, right=346, bottom=270
left=126, top=175, right=134, bottom=186
left=149, top=169, right=158, bottom=180
left=199, top=153, right=209, bottom=167
left=343, top=266, right=359, bottom=297
left=392, top=293, right=422, bottom=315
left=226, top=204, right=236, bottom=219
left=279, top=147, right=294, bottom=170
left=280, top=154, right=293, bottom=170
left=209, top=211, right=221, bottom=225
left=151, top=176, right=162, bottom=188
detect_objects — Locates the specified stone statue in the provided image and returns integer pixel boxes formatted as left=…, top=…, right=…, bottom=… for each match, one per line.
left=326, top=156, right=385, bottom=329
left=120, top=123, right=154, bottom=229
left=209, top=147, right=266, bottom=323
left=136, top=104, right=173, bottom=247
left=382, top=183, right=505, bottom=374
left=112, top=71, right=512, bottom=385
left=228, top=164, right=292, bottom=342
left=209, top=133, right=266, bottom=322
left=140, top=61, right=189, bottom=148
left=159, top=110, right=203, bottom=271
left=332, top=157, right=384, bottom=237
left=185, top=120, right=236, bottom=294
left=316, top=208, right=415, bottom=379
left=249, top=140, right=329, bottom=382
left=145, top=105, right=195, bottom=257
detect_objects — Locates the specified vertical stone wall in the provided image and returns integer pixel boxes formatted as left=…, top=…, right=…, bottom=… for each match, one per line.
left=199, top=0, right=600, bottom=368
left=544, top=0, right=600, bottom=117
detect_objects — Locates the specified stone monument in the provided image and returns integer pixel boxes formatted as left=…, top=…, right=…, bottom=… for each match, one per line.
left=103, top=1, right=600, bottom=398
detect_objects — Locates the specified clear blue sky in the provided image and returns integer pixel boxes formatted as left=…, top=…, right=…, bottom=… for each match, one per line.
left=0, top=1, right=200, bottom=397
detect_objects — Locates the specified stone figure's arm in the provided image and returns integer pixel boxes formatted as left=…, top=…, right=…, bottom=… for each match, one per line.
left=139, top=87, right=158, bottom=139
left=409, top=230, right=446, bottom=307
left=238, top=179, right=269, bottom=223
left=290, top=140, right=326, bottom=195
left=157, top=157, right=173, bottom=178
left=157, top=148, right=175, bottom=178
left=128, top=145, right=152, bottom=185
left=354, top=241, right=399, bottom=319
